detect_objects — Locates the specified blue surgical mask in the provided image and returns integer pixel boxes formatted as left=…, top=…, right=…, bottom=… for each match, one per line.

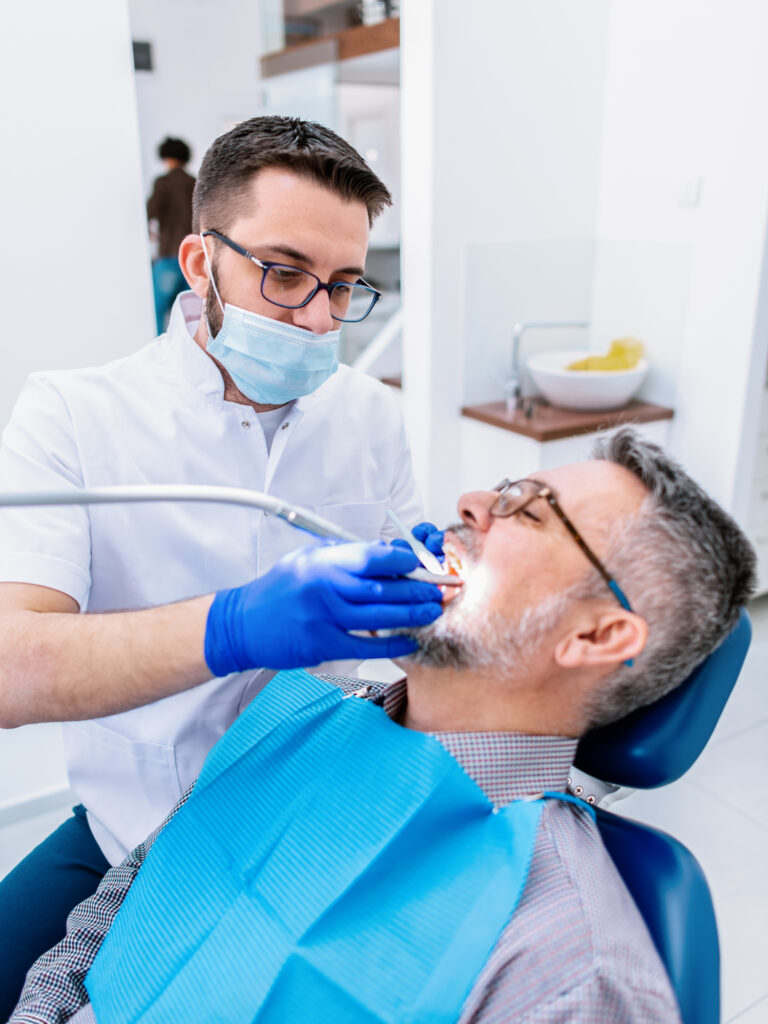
left=200, top=235, right=340, bottom=405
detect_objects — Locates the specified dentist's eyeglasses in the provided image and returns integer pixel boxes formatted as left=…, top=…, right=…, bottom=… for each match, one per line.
left=201, top=230, right=382, bottom=323
left=490, top=478, right=633, bottom=613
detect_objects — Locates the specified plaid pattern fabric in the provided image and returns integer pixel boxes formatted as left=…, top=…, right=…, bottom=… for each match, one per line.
left=11, top=674, right=680, bottom=1024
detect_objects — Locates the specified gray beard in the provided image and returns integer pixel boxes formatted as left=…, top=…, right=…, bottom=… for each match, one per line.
left=399, top=523, right=504, bottom=669
left=400, top=523, right=579, bottom=672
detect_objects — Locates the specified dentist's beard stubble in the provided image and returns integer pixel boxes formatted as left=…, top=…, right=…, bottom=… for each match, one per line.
left=204, top=262, right=224, bottom=339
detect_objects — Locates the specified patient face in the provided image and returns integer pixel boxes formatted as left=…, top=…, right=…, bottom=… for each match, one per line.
left=406, top=459, right=647, bottom=669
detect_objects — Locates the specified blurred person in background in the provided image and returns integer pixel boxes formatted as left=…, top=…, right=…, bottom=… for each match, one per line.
left=147, top=136, right=196, bottom=333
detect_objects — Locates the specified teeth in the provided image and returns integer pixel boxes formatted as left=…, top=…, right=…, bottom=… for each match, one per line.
left=442, top=540, right=465, bottom=580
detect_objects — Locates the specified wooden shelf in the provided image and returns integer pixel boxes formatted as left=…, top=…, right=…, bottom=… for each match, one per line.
left=261, top=18, right=399, bottom=78
left=460, top=398, right=674, bottom=443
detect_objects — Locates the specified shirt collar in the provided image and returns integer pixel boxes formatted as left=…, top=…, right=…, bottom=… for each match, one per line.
left=371, top=679, right=578, bottom=808
left=164, top=291, right=226, bottom=398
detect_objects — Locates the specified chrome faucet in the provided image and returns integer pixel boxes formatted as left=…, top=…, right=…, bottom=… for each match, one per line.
left=504, top=320, right=590, bottom=414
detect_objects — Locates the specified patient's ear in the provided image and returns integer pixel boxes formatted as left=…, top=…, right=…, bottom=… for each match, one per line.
left=554, top=609, right=647, bottom=670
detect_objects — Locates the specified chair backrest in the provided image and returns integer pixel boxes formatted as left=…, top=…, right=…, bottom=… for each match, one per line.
left=574, top=609, right=752, bottom=1024
left=594, top=810, right=719, bottom=1024
left=575, top=608, right=752, bottom=787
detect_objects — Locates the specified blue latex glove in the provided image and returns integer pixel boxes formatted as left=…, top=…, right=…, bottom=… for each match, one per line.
left=392, top=521, right=445, bottom=559
left=204, top=541, right=444, bottom=675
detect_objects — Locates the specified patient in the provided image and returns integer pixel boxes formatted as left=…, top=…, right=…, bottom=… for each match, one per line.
left=11, top=429, right=755, bottom=1024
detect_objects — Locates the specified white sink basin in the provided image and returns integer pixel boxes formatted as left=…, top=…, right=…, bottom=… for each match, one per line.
left=526, top=349, right=648, bottom=412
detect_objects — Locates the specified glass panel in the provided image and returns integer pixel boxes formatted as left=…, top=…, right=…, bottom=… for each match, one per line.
left=260, top=62, right=338, bottom=131
left=259, top=0, right=285, bottom=54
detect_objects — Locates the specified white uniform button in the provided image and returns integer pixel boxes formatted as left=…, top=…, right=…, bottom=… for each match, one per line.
left=282, top=422, right=289, bottom=430
left=241, top=420, right=251, bottom=429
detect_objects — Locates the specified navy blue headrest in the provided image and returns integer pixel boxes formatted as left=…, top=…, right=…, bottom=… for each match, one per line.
left=575, top=608, right=751, bottom=788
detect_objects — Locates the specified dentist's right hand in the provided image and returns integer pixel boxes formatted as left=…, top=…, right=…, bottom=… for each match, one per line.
left=204, top=541, right=443, bottom=675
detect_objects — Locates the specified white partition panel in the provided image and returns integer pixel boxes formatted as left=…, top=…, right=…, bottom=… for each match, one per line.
left=0, top=0, right=154, bottom=429
left=0, top=0, right=152, bottom=825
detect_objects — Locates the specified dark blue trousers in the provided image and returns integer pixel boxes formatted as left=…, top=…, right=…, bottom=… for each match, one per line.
left=0, top=804, right=109, bottom=1020
left=152, top=257, right=187, bottom=334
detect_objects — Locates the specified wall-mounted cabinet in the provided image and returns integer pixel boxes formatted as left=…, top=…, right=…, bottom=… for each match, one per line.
left=260, top=2, right=399, bottom=79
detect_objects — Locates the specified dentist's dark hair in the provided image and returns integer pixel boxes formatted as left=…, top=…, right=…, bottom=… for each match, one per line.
left=192, top=116, right=391, bottom=232
left=583, top=428, right=756, bottom=727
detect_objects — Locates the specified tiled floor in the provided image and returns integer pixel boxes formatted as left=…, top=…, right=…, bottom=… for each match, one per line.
left=2, top=599, right=768, bottom=1021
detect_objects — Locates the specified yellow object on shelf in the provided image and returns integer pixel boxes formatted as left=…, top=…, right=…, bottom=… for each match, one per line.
left=566, top=338, right=645, bottom=372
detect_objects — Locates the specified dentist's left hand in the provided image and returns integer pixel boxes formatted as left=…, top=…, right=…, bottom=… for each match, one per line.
left=204, top=541, right=444, bottom=675
left=402, top=521, right=445, bottom=557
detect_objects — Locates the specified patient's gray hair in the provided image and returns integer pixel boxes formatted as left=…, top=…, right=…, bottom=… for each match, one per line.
left=584, top=428, right=756, bottom=727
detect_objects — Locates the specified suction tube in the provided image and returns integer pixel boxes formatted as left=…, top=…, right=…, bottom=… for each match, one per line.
left=0, top=484, right=458, bottom=586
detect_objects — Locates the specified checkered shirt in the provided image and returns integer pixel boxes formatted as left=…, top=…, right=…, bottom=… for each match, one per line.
left=11, top=674, right=680, bottom=1024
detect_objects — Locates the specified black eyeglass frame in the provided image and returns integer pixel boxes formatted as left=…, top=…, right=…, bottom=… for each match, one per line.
left=490, top=478, right=633, bottom=614
left=201, top=229, right=382, bottom=323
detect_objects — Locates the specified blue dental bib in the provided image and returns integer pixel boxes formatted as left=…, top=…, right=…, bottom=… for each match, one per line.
left=86, top=671, right=548, bottom=1023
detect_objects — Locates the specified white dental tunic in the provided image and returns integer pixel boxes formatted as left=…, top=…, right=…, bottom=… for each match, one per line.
left=0, top=292, right=422, bottom=864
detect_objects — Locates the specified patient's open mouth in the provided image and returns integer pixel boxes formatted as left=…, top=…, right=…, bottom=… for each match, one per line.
left=440, top=533, right=468, bottom=605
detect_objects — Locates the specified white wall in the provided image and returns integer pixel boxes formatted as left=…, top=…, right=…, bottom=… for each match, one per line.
left=403, top=0, right=768, bottom=526
left=594, top=0, right=768, bottom=514
left=0, top=0, right=153, bottom=816
left=401, top=0, right=611, bottom=523
left=0, top=0, right=154, bottom=429
left=128, top=0, right=264, bottom=193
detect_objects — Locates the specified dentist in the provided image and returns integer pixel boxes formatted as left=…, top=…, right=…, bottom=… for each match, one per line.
left=0, top=116, right=442, bottom=1015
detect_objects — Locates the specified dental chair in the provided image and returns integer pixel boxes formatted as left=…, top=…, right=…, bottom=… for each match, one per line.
left=571, top=608, right=752, bottom=1024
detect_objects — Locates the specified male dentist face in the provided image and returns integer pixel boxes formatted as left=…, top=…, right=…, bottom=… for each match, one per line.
left=179, top=167, right=370, bottom=399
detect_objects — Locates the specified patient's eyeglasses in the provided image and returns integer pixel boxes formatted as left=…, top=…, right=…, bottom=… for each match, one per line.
left=490, top=478, right=633, bottom=613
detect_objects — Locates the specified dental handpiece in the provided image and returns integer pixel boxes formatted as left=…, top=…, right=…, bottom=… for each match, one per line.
left=0, top=485, right=462, bottom=586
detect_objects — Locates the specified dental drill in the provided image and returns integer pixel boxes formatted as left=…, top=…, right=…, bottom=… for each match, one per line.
left=0, top=485, right=461, bottom=586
